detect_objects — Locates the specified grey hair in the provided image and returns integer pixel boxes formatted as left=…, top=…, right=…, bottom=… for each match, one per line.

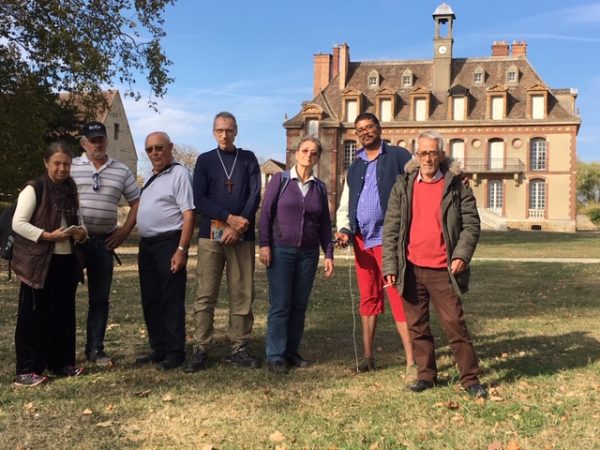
left=213, top=111, right=238, bottom=131
left=145, top=131, right=172, bottom=144
left=415, top=130, right=445, bottom=153
left=297, top=136, right=323, bottom=156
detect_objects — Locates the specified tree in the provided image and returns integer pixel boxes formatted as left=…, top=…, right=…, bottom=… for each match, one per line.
left=577, top=161, right=600, bottom=204
left=1, top=0, right=175, bottom=105
left=0, top=0, right=175, bottom=200
left=173, top=144, right=200, bottom=174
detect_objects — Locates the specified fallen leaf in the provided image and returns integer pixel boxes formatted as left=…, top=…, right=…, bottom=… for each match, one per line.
left=96, top=421, right=113, bottom=428
left=24, top=402, right=34, bottom=410
left=201, top=446, right=214, bottom=450
left=518, top=351, right=526, bottom=357
left=270, top=431, right=285, bottom=443
left=163, top=394, right=173, bottom=402
left=135, top=389, right=151, bottom=397
left=105, top=404, right=114, bottom=411
left=445, top=401, right=460, bottom=410
left=275, top=446, right=288, bottom=450
left=475, top=396, right=486, bottom=405
left=506, top=440, right=521, bottom=450
left=82, top=408, right=93, bottom=416
left=487, top=441, right=502, bottom=450
left=490, top=395, right=503, bottom=402
left=369, top=442, right=379, bottom=450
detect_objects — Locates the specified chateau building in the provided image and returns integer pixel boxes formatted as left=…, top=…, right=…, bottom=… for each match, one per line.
left=283, top=2, right=580, bottom=232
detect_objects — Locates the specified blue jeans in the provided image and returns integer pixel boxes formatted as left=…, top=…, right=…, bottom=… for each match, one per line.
left=266, top=245, right=319, bottom=362
left=82, top=235, right=114, bottom=357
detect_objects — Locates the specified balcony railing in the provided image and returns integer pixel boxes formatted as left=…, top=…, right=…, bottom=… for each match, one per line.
left=528, top=209, right=545, bottom=219
left=461, top=158, right=525, bottom=173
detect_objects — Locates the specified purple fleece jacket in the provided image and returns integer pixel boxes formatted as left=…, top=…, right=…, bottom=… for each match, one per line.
left=259, top=172, right=333, bottom=259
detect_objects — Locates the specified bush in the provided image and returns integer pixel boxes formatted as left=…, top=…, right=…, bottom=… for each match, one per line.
left=588, top=207, right=600, bottom=226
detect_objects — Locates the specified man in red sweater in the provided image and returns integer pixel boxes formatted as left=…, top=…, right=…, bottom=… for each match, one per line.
left=382, top=130, right=487, bottom=399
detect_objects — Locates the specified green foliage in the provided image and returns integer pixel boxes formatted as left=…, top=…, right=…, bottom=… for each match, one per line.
left=576, top=160, right=600, bottom=205
left=0, top=0, right=175, bottom=200
left=587, top=207, right=600, bottom=226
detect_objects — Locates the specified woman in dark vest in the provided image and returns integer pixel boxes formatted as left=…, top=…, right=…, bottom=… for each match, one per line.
left=12, top=141, right=88, bottom=386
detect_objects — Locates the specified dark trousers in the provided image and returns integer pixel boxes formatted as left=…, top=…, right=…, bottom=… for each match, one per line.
left=15, top=254, right=79, bottom=374
left=403, top=263, right=480, bottom=387
left=81, top=235, right=114, bottom=356
left=265, top=245, right=319, bottom=362
left=138, top=232, right=186, bottom=360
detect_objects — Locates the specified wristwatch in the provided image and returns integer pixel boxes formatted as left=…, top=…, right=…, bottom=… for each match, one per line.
left=177, top=245, right=187, bottom=254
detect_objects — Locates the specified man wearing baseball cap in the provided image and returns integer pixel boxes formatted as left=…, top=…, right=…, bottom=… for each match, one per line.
left=71, top=121, right=141, bottom=366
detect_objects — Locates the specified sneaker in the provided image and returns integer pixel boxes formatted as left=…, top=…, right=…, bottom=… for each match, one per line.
left=160, top=356, right=184, bottom=370
left=88, top=350, right=114, bottom=367
left=50, top=365, right=84, bottom=377
left=405, top=364, right=418, bottom=384
left=465, top=382, right=488, bottom=399
left=184, top=349, right=208, bottom=373
left=14, top=373, right=48, bottom=387
left=225, top=348, right=260, bottom=369
left=357, top=357, right=376, bottom=373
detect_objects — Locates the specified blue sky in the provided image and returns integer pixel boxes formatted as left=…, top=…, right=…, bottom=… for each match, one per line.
left=123, top=0, right=600, bottom=171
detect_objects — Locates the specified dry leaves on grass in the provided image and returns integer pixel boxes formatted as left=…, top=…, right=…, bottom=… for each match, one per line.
left=135, top=389, right=151, bottom=397
left=434, top=400, right=460, bottom=410
left=507, top=440, right=521, bottom=450
left=269, top=431, right=285, bottom=443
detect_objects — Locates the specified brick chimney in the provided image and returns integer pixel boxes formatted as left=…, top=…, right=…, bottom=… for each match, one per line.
left=511, top=40, right=527, bottom=57
left=313, top=53, right=332, bottom=97
left=491, top=41, right=509, bottom=57
left=332, top=45, right=340, bottom=80
left=339, top=43, right=349, bottom=90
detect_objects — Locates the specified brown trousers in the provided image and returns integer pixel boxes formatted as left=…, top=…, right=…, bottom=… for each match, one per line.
left=192, top=239, right=255, bottom=353
left=403, top=263, right=480, bottom=387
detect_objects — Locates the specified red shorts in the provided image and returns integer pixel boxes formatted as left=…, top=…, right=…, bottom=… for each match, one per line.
left=353, top=233, right=406, bottom=322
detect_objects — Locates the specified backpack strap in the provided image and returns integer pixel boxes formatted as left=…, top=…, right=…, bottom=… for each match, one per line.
left=141, top=162, right=180, bottom=193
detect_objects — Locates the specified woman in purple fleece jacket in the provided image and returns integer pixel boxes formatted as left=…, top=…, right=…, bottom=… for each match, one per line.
left=259, top=137, right=334, bottom=374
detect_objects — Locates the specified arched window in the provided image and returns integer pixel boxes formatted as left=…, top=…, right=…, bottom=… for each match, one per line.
left=529, top=179, right=546, bottom=218
left=343, top=141, right=357, bottom=169
left=530, top=138, right=547, bottom=171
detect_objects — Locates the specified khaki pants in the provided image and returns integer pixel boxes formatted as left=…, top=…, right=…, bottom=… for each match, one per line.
left=192, top=238, right=255, bottom=352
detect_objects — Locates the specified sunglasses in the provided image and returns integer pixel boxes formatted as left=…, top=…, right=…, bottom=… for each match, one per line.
left=92, top=173, right=99, bottom=191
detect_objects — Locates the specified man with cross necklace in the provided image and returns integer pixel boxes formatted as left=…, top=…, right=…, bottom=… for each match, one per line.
left=187, top=112, right=261, bottom=372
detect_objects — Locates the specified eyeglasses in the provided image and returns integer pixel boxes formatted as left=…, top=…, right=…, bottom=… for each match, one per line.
left=92, top=173, right=100, bottom=191
left=299, top=149, right=319, bottom=157
left=214, top=128, right=236, bottom=135
left=415, top=150, right=441, bottom=158
left=145, top=144, right=165, bottom=153
left=355, top=123, right=378, bottom=135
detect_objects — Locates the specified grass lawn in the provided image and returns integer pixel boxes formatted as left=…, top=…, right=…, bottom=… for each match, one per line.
left=0, top=232, right=599, bottom=449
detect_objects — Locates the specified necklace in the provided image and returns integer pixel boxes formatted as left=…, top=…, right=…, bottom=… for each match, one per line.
left=216, top=148, right=238, bottom=193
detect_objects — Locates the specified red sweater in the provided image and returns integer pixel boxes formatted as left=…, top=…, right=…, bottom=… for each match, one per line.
left=407, top=177, right=447, bottom=268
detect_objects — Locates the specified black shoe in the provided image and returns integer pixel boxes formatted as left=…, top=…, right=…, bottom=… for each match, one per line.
left=408, top=379, right=435, bottom=393
left=465, top=382, right=488, bottom=399
left=50, top=365, right=85, bottom=377
left=267, top=360, right=289, bottom=374
left=184, top=349, right=208, bottom=373
left=135, top=352, right=166, bottom=364
left=160, top=356, right=184, bottom=370
left=286, top=352, right=310, bottom=368
left=225, top=348, right=260, bottom=368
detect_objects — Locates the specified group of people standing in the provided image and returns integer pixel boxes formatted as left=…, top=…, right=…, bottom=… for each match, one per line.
left=11, top=110, right=487, bottom=399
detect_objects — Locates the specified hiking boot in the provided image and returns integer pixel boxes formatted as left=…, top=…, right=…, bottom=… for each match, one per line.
left=225, top=348, right=260, bottom=369
left=88, top=350, right=114, bottom=367
left=465, top=382, right=488, bottom=399
left=405, top=364, right=418, bottom=384
left=14, top=373, right=48, bottom=387
left=407, top=379, right=435, bottom=393
left=50, top=365, right=84, bottom=377
left=184, top=349, right=208, bottom=373
left=357, top=357, right=376, bottom=373
left=160, top=356, right=184, bottom=370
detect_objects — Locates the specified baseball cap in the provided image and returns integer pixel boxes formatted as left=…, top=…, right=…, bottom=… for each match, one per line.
left=82, top=121, right=107, bottom=139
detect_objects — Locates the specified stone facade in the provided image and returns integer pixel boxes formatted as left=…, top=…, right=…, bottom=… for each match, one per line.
left=283, top=2, right=581, bottom=232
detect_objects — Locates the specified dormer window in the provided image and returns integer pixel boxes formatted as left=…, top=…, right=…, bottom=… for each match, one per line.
left=367, top=70, right=380, bottom=89
left=526, top=83, right=549, bottom=120
left=409, top=86, right=431, bottom=122
left=342, top=88, right=362, bottom=123
left=506, top=64, right=519, bottom=85
left=306, top=119, right=319, bottom=137
left=402, top=69, right=413, bottom=88
left=473, top=66, right=485, bottom=85
left=375, top=87, right=396, bottom=122
left=486, top=85, right=508, bottom=120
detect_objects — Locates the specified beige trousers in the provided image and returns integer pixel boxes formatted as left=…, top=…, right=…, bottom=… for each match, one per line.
left=192, top=238, right=255, bottom=352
